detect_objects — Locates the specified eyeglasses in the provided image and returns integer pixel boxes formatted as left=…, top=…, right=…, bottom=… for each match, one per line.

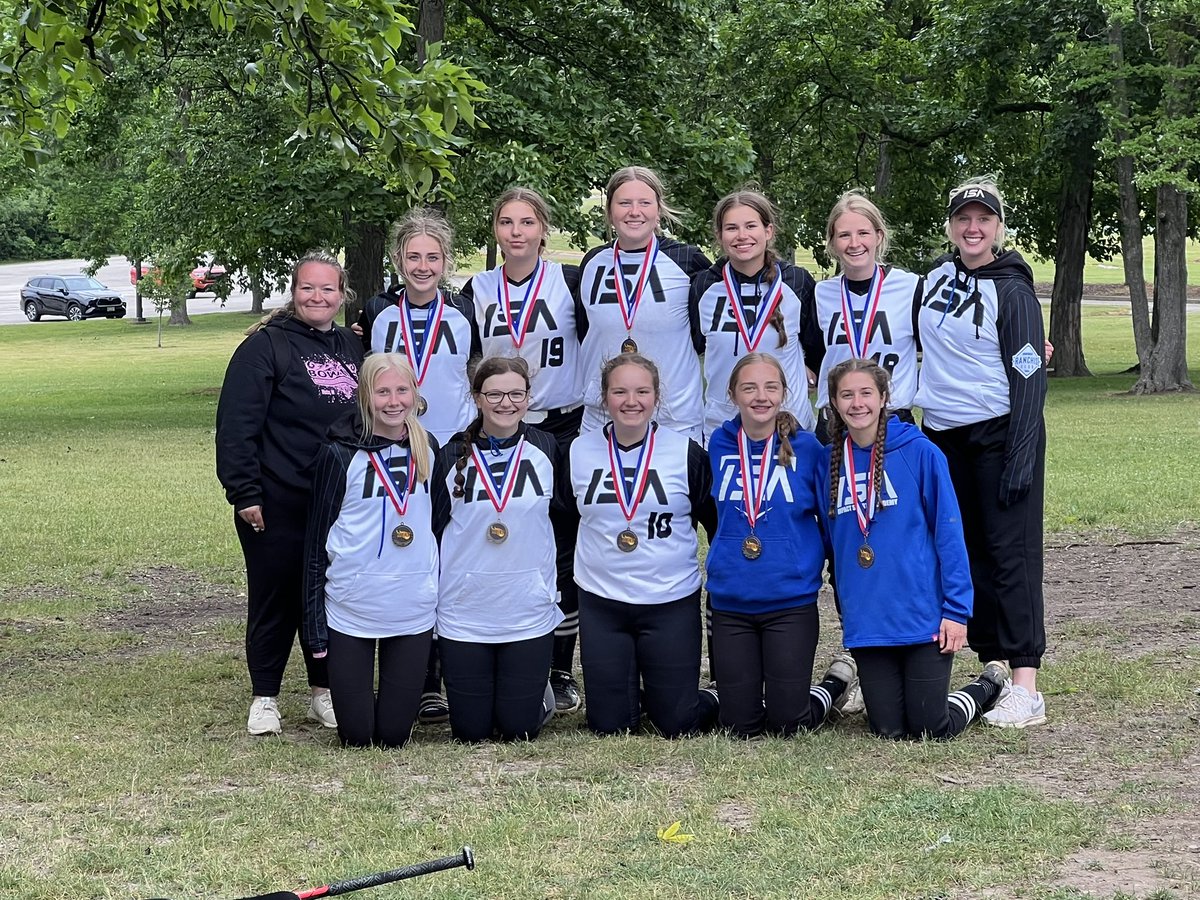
left=478, top=389, right=529, bottom=404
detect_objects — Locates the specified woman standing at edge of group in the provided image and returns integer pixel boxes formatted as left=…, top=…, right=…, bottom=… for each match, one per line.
left=358, top=208, right=481, bottom=446
left=576, top=167, right=711, bottom=442
left=916, top=177, right=1048, bottom=728
left=819, top=358, right=1010, bottom=739
left=690, top=189, right=822, bottom=444
left=567, top=353, right=718, bottom=737
left=706, top=352, right=857, bottom=737
left=301, top=354, right=441, bottom=748
left=216, top=250, right=363, bottom=736
left=358, top=208, right=481, bottom=724
left=461, top=188, right=584, bottom=712
left=813, top=191, right=923, bottom=440
left=433, top=356, right=566, bottom=741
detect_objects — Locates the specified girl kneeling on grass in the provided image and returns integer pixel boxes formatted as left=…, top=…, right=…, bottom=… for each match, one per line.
left=302, top=354, right=444, bottom=748
left=567, top=353, right=719, bottom=738
left=706, top=352, right=858, bottom=737
left=432, top=356, right=566, bottom=742
left=818, top=358, right=1008, bottom=740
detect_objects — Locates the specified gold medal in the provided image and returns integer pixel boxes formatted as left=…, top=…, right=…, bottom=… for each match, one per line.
left=392, top=523, right=415, bottom=547
left=857, top=543, right=875, bottom=569
left=742, top=534, right=763, bottom=560
left=616, top=529, right=639, bottom=552
left=620, top=337, right=638, bottom=354
left=416, top=397, right=428, bottom=416
left=486, top=521, right=509, bottom=544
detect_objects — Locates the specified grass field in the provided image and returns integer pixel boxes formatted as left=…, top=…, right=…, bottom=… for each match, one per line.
left=0, top=310, right=1198, bottom=900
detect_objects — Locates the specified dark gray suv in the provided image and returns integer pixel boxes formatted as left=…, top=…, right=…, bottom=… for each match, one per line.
left=21, top=275, right=127, bottom=321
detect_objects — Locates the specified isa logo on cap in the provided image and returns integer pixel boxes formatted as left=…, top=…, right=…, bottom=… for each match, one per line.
left=1012, top=343, right=1042, bottom=379
left=962, top=188, right=986, bottom=200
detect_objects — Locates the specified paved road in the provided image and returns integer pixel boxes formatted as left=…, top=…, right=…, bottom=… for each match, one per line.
left=0, top=256, right=285, bottom=326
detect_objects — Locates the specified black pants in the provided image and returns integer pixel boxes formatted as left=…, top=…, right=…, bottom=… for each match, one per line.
left=234, top=488, right=327, bottom=696
left=441, top=632, right=554, bottom=742
left=327, top=628, right=432, bottom=749
left=578, top=589, right=703, bottom=738
left=853, top=643, right=999, bottom=740
left=925, top=415, right=1046, bottom=669
left=711, top=604, right=840, bottom=737
left=542, top=405, right=584, bottom=672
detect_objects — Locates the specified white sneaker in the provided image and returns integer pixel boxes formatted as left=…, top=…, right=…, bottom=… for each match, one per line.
left=982, top=683, right=1046, bottom=728
left=307, top=690, right=338, bottom=728
left=247, top=696, right=282, bottom=735
left=823, top=651, right=861, bottom=717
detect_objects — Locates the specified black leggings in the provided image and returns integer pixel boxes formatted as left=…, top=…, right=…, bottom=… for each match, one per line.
left=235, top=488, right=326, bottom=696
left=441, top=633, right=554, bottom=742
left=925, top=415, right=1046, bottom=669
left=327, top=628, right=432, bottom=749
left=853, top=642, right=997, bottom=740
left=578, top=589, right=703, bottom=738
left=710, top=604, right=841, bottom=737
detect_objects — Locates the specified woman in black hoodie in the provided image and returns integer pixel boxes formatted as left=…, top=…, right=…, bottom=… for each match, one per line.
left=216, top=251, right=364, bottom=736
left=915, top=178, right=1048, bottom=729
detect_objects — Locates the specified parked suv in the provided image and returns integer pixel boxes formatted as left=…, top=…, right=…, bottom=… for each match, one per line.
left=21, top=275, right=127, bottom=321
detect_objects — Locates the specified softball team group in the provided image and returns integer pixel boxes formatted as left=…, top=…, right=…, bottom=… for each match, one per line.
left=215, top=166, right=1048, bottom=748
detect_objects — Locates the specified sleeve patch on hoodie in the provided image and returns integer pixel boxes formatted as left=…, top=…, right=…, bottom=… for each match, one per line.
left=1011, top=343, right=1042, bottom=379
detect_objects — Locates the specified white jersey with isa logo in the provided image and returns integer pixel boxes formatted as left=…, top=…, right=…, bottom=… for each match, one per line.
left=575, top=238, right=711, bottom=442
left=368, top=291, right=480, bottom=445
left=691, top=261, right=818, bottom=442
left=813, top=266, right=922, bottom=411
left=569, top=423, right=707, bottom=604
left=433, top=426, right=565, bottom=643
left=463, top=261, right=582, bottom=414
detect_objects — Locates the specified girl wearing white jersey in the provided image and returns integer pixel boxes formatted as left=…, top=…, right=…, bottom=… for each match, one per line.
left=301, top=354, right=443, bottom=749
left=916, top=178, right=1048, bottom=729
left=357, top=209, right=481, bottom=724
left=432, top=356, right=565, bottom=741
left=568, top=353, right=718, bottom=738
left=575, top=167, right=711, bottom=442
left=690, top=189, right=822, bottom=444
left=460, top=188, right=584, bottom=712
left=358, top=209, right=481, bottom=446
left=813, top=191, right=922, bottom=441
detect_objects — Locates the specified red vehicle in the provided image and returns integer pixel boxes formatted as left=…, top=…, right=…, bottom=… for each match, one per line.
left=131, top=262, right=230, bottom=295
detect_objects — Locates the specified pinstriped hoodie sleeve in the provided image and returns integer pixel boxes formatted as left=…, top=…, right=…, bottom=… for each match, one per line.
left=996, top=276, right=1047, bottom=507
left=301, top=443, right=351, bottom=655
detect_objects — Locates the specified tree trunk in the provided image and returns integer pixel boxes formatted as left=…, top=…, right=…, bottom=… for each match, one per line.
left=416, top=0, right=446, bottom=65
left=1047, top=116, right=1096, bottom=377
left=1132, top=185, right=1193, bottom=393
left=169, top=295, right=192, bottom=326
left=486, top=236, right=497, bottom=270
left=345, top=218, right=384, bottom=327
left=1108, top=21, right=1151, bottom=370
left=249, top=264, right=266, bottom=315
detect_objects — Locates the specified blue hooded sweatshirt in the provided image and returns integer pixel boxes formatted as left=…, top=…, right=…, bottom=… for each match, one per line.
left=706, top=416, right=826, bottom=613
left=817, top=417, right=972, bottom=648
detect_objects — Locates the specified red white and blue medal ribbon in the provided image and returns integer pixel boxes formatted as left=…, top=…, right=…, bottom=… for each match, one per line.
left=498, top=261, right=546, bottom=349
left=398, top=290, right=445, bottom=387
left=722, top=263, right=785, bottom=353
left=607, top=425, right=656, bottom=525
left=369, top=449, right=413, bottom=519
left=840, top=265, right=885, bottom=359
left=842, top=436, right=877, bottom=538
left=470, top=438, right=525, bottom=516
left=613, top=236, right=659, bottom=335
left=738, top=427, right=775, bottom=529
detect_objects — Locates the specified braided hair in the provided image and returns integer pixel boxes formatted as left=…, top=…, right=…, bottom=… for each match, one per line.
left=825, top=358, right=891, bottom=517
left=726, top=352, right=800, bottom=468
left=713, top=189, right=787, bottom=349
left=452, top=356, right=532, bottom=498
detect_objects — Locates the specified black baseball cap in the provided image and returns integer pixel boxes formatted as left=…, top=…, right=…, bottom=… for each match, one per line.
left=947, top=186, right=1004, bottom=221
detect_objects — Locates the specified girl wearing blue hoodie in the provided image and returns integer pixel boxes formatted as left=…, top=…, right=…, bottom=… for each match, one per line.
left=706, top=352, right=858, bottom=737
left=819, top=358, right=1008, bottom=740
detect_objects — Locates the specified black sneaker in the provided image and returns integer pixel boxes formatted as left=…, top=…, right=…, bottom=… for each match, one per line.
left=417, top=691, right=450, bottom=724
left=549, top=669, right=582, bottom=713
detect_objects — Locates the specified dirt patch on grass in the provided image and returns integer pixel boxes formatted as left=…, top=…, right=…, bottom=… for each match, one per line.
left=97, top=565, right=245, bottom=654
